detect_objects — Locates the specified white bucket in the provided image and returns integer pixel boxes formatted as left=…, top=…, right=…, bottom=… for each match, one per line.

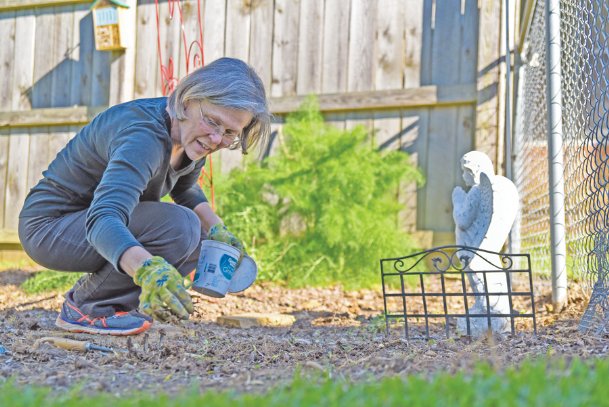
left=192, top=240, right=258, bottom=298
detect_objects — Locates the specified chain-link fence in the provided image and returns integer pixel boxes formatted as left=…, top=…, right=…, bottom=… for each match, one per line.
left=513, top=0, right=609, bottom=332
left=513, top=0, right=550, bottom=275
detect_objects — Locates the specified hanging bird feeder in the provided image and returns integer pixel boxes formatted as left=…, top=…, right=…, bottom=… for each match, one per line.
left=91, top=0, right=130, bottom=51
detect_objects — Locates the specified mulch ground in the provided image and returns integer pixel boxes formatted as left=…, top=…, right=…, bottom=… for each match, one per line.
left=0, top=267, right=603, bottom=396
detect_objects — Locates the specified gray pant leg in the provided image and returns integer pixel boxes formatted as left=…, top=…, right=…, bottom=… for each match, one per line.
left=19, top=202, right=202, bottom=316
left=73, top=202, right=203, bottom=315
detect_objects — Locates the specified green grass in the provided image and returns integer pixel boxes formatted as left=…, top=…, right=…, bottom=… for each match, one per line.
left=2, top=357, right=609, bottom=406
left=20, top=270, right=83, bottom=294
left=0, top=258, right=39, bottom=270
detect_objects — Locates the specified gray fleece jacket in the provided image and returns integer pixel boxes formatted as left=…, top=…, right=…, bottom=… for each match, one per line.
left=19, top=97, right=207, bottom=270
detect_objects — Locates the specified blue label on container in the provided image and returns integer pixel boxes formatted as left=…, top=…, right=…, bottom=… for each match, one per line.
left=219, top=254, right=237, bottom=280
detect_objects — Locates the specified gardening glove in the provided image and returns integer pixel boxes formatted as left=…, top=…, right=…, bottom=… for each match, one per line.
left=134, top=256, right=194, bottom=322
left=208, top=223, right=245, bottom=262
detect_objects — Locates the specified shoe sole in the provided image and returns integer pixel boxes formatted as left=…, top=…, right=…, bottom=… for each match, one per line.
left=55, top=315, right=152, bottom=336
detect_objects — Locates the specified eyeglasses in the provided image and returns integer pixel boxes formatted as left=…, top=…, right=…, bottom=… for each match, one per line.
left=198, top=103, right=241, bottom=149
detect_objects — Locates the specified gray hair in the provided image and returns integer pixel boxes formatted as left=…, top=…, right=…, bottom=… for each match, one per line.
left=167, top=57, right=271, bottom=155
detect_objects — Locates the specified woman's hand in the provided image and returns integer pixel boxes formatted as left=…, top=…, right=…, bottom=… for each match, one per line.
left=209, top=223, right=245, bottom=259
left=134, top=256, right=193, bottom=321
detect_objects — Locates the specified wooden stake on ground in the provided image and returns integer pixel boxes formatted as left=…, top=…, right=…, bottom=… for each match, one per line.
left=217, top=313, right=296, bottom=328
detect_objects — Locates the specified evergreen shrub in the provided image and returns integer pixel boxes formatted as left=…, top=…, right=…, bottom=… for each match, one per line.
left=215, top=97, right=424, bottom=288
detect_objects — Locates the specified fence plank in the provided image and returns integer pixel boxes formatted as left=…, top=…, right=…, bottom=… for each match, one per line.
left=48, top=6, right=73, bottom=177
left=460, top=0, right=479, bottom=85
left=249, top=0, right=273, bottom=93
left=419, top=0, right=432, bottom=85
left=346, top=0, right=376, bottom=129
left=270, top=85, right=475, bottom=114
left=476, top=0, right=502, bottom=164
left=399, top=111, right=423, bottom=232
left=423, top=106, right=458, bottom=232
left=271, top=0, right=300, bottom=97
left=77, top=6, right=95, bottom=106
left=375, top=0, right=404, bottom=91
left=68, top=1, right=82, bottom=189
left=53, top=6, right=76, bottom=172
left=28, top=6, right=54, bottom=210
left=0, top=0, right=88, bottom=11
left=202, top=0, right=226, bottom=63
left=400, top=0, right=425, bottom=233
left=12, top=10, right=36, bottom=111
left=422, top=1, right=463, bottom=233
left=89, top=2, right=111, bottom=104
left=32, top=7, right=56, bottom=108
left=0, top=106, right=105, bottom=127
left=0, top=130, right=9, bottom=229
left=109, top=0, right=136, bottom=104
left=134, top=2, right=159, bottom=99
left=373, top=0, right=404, bottom=235
left=50, top=5, right=73, bottom=108
left=403, top=0, right=423, bottom=87
left=225, top=0, right=250, bottom=61
left=178, top=0, right=204, bottom=78
left=296, top=0, right=323, bottom=94
left=91, top=45, right=111, bottom=106
left=220, top=0, right=252, bottom=174
left=320, top=0, right=350, bottom=129
left=322, top=0, right=350, bottom=94
left=0, top=229, right=20, bottom=249
left=5, top=129, right=29, bottom=230
left=0, top=11, right=16, bottom=111
left=431, top=1, right=461, bottom=86
left=69, top=5, right=86, bottom=106
left=157, top=0, right=181, bottom=96
left=453, top=0, right=478, bottom=188
left=7, top=9, right=34, bottom=231
left=26, top=127, right=49, bottom=193
left=374, top=0, right=404, bottom=148
left=414, top=107, right=429, bottom=230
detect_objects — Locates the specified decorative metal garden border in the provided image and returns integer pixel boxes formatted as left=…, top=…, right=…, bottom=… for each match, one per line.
left=381, top=245, right=537, bottom=339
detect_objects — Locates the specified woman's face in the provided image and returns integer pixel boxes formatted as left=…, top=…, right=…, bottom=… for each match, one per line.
left=175, top=100, right=253, bottom=161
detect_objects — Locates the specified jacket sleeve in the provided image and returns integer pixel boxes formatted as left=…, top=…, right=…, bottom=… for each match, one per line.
left=85, top=124, right=166, bottom=271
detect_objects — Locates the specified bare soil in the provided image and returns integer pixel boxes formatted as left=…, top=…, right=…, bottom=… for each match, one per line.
left=0, top=267, right=602, bottom=396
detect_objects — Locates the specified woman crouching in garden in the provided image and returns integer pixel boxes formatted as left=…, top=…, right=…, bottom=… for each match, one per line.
left=18, top=58, right=271, bottom=336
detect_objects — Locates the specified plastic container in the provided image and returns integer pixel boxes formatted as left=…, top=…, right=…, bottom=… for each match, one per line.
left=192, top=240, right=258, bottom=298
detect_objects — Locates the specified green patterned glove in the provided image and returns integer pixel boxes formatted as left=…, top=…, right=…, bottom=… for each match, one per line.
left=209, top=223, right=245, bottom=256
left=134, top=256, right=193, bottom=322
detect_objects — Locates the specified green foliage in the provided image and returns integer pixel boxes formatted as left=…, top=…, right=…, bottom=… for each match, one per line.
left=215, top=97, right=424, bottom=288
left=2, top=358, right=609, bottom=406
left=21, top=270, right=83, bottom=295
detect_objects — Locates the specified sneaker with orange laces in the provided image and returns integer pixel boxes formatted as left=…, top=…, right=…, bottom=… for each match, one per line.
left=55, top=294, right=152, bottom=336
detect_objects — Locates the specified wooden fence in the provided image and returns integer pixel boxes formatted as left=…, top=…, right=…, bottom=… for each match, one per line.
left=0, top=0, right=507, bottom=252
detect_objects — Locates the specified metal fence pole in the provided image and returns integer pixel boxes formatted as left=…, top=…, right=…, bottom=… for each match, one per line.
left=511, top=57, right=525, bottom=262
left=504, top=0, right=516, bottom=259
left=504, top=0, right=513, bottom=182
left=544, top=0, right=568, bottom=310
